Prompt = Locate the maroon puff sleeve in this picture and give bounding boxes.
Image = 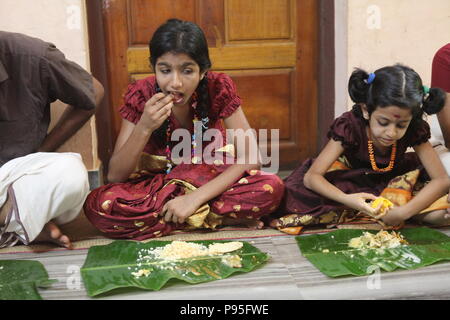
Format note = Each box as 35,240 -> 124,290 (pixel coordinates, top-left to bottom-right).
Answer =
405,119 -> 431,147
208,72 -> 242,119
326,112 -> 360,150
118,77 -> 155,124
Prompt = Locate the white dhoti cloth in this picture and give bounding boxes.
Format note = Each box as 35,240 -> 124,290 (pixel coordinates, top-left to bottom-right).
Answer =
429,115 -> 450,176
0,152 -> 89,248
433,144 -> 450,176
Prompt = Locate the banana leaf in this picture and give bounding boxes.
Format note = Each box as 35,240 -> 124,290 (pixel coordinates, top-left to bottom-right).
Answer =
81,240 -> 269,297
0,260 -> 57,300
296,227 -> 450,277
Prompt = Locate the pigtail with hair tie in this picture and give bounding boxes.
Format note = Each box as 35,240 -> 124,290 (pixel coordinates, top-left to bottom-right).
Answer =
348,68 -> 371,104
422,86 -> 446,115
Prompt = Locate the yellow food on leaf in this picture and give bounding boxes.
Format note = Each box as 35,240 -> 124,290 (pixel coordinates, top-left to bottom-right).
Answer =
130,241 -> 245,280
207,242 -> 243,255
147,241 -> 243,260
348,230 -> 408,249
221,255 -> 242,268
131,269 -> 151,278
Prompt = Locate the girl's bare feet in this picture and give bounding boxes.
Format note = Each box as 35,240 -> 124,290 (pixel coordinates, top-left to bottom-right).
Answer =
33,221 -> 73,249
0,195 -> 12,227
413,209 -> 450,226
223,217 -> 264,229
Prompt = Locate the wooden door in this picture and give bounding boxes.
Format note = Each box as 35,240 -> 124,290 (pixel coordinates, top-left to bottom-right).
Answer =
97,0 -> 318,170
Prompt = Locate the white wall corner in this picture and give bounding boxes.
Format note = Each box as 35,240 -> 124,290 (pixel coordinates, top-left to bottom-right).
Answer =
334,0 -> 349,116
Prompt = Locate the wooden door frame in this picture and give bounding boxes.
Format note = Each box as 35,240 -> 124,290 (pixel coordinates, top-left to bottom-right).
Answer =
86,0 -> 114,177
85,0 -> 335,174
318,0 -> 335,151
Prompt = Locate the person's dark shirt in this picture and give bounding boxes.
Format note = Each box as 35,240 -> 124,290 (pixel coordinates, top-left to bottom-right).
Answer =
0,31 -> 96,166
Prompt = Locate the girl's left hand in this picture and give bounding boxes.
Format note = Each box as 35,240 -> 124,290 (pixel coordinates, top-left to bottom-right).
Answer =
160,193 -> 202,224
380,206 -> 408,226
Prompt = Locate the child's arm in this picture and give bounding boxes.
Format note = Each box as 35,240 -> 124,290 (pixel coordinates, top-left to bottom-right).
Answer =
382,141 -> 450,225
107,93 -> 173,182
304,139 -> 380,215
107,119 -> 151,182
160,107 -> 260,224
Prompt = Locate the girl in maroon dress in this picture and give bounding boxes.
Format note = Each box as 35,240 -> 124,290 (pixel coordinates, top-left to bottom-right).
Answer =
84,19 -> 284,240
272,64 -> 450,233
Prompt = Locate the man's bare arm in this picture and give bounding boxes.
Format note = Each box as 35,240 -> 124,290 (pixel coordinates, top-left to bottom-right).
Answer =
437,92 -> 450,148
38,77 -> 104,152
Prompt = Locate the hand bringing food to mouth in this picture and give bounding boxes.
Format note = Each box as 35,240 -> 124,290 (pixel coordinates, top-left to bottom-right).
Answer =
138,91 -> 174,133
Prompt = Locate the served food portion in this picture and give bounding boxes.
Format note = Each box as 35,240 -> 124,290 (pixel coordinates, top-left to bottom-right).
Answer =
296,227 -> 450,277
81,239 -> 269,296
348,230 -> 409,249
131,241 -> 245,278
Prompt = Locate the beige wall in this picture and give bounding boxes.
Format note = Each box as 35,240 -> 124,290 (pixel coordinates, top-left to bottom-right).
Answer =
0,0 -> 99,171
336,0 -> 450,113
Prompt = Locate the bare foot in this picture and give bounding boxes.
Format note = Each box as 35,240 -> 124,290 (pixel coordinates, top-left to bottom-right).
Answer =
413,209 -> 450,226
0,195 -> 12,227
33,221 -> 73,249
223,217 -> 264,229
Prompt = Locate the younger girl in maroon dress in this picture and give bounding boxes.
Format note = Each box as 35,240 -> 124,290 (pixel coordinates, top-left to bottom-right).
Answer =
84,19 -> 284,240
272,64 -> 450,233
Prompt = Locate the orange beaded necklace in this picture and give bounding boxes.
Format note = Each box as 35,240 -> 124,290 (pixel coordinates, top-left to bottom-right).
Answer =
367,131 -> 397,172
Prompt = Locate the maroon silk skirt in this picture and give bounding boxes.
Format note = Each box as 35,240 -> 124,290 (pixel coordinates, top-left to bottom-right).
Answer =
84,163 -> 284,240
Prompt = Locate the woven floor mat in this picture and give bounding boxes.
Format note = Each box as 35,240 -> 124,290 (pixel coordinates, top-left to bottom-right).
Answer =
4,212 -> 443,255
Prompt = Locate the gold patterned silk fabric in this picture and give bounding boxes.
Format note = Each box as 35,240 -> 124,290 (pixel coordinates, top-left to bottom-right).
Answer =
162,179 -> 223,229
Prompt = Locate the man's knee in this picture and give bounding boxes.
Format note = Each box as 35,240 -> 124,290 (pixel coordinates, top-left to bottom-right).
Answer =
51,153 -> 89,195
49,154 -> 90,224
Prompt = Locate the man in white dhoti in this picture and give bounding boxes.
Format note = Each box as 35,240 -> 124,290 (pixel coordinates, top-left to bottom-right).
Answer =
0,32 -> 104,248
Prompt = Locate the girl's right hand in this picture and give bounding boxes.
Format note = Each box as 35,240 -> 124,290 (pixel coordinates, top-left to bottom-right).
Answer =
138,92 -> 174,133
343,192 -> 382,217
